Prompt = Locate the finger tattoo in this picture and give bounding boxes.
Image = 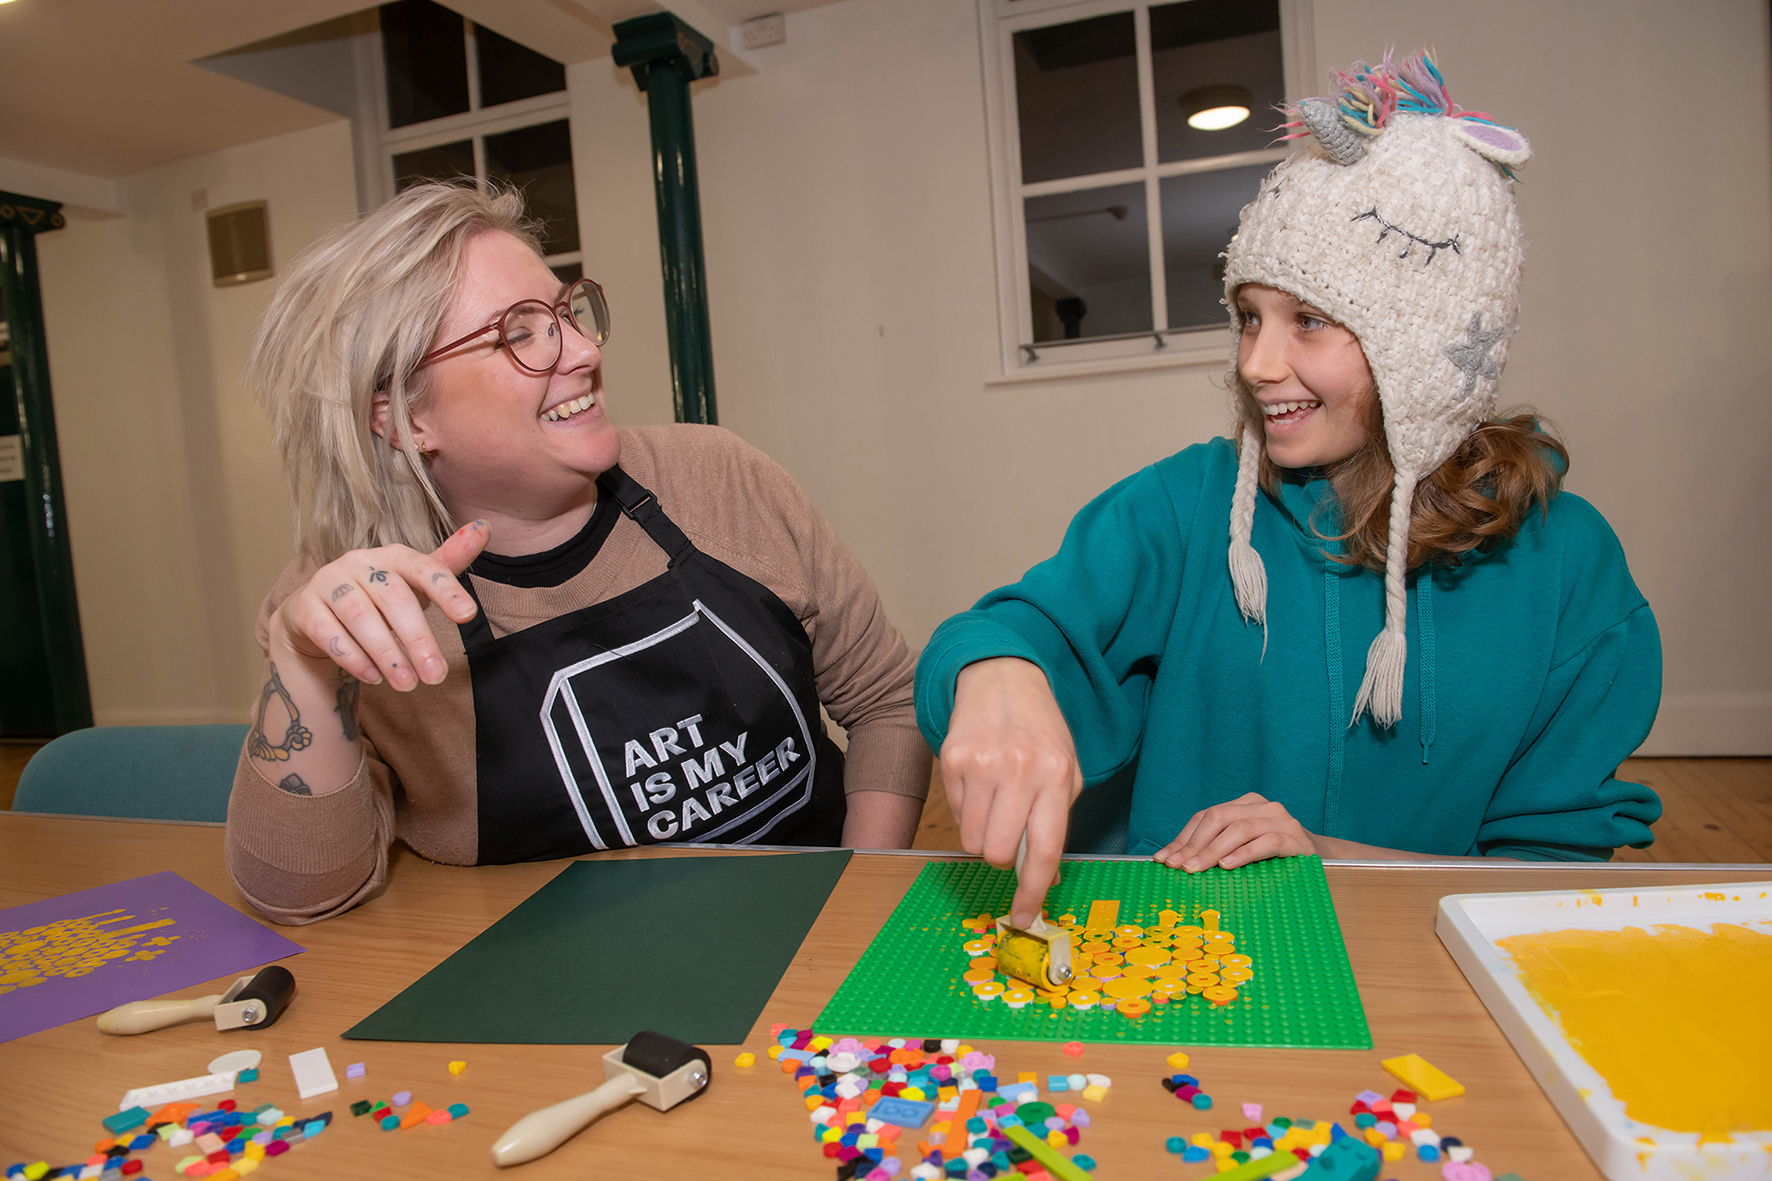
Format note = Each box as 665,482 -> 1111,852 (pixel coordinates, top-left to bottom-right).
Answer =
367,567 -> 389,585
330,584 -> 352,602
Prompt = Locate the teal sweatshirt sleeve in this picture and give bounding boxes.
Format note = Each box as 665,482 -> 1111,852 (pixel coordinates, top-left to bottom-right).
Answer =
1475,496 -> 1664,861
915,459 -> 1199,783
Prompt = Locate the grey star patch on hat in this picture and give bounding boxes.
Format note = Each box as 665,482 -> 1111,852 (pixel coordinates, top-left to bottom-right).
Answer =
1445,313 -> 1507,400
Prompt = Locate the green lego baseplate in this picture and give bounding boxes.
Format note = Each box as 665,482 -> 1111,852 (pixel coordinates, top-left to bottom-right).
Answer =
816,855 -> 1372,1048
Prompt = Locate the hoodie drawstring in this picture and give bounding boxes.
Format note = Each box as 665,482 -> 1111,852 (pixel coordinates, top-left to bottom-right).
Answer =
1417,571 -> 1437,764
1323,555 -> 1345,835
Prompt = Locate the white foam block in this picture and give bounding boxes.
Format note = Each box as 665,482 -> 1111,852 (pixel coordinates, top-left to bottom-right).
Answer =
288,1047 -> 338,1099
119,1072 -> 236,1110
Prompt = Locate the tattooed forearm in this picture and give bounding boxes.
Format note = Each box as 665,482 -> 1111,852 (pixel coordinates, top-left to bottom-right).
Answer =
335,670 -> 361,742
277,774 -> 313,796
247,661 -> 314,763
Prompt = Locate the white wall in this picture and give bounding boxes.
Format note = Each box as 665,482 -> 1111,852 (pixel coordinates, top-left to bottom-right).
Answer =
37,120 -> 358,724
31,0 -> 1772,753
574,0 -> 1772,754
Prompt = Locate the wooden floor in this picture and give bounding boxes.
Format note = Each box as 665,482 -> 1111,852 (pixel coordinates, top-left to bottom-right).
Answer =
914,758 -> 1772,862
3,743 -> 1768,862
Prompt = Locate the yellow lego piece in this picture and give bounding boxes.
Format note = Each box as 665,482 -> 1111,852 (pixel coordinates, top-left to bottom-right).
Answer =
1200,908 -> 1220,932
768,1044 -> 784,1059
1085,900 -> 1121,930
448,1060 -> 466,1075
1382,1141 -> 1406,1162
804,1095 -> 825,1112
1018,1072 -> 1037,1084
1381,1053 -> 1466,1101
1167,1050 -> 1190,1070
1364,1128 -> 1387,1147
1191,1132 -> 1215,1147
845,1111 -> 866,1126
734,1052 -> 755,1067
1082,1083 -> 1108,1102
243,1143 -> 265,1161
1413,1112 -> 1433,1128
234,1161 -> 260,1178
1047,1129 -> 1067,1147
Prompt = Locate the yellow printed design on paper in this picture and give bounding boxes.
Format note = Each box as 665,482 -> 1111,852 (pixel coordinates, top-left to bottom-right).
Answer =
0,911 -> 180,995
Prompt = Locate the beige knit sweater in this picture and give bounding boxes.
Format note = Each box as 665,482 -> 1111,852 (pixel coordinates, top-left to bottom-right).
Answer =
225,425 -> 928,924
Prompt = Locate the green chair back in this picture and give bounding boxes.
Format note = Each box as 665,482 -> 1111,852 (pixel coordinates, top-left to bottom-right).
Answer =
12,725 -> 248,822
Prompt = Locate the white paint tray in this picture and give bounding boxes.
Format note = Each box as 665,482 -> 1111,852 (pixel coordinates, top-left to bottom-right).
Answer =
1436,881 -> 1772,1180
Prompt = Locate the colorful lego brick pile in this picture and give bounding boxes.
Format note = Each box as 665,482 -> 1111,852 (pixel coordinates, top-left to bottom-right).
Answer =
769,1026 -> 1102,1181
6,1097 -> 331,1181
5,1081 -> 468,1181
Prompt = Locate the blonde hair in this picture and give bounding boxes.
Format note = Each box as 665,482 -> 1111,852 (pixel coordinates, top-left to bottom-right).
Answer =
248,181 -> 544,563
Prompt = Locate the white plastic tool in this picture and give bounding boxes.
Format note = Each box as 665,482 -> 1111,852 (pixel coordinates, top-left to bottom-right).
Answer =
119,1072 -> 235,1111
491,1032 -> 710,1167
288,1047 -> 338,1100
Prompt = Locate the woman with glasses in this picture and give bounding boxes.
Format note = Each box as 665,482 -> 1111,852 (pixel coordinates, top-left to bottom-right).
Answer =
226,182 -> 929,924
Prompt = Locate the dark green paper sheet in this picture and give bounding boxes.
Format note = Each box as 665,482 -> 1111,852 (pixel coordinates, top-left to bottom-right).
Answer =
343,850 -> 852,1044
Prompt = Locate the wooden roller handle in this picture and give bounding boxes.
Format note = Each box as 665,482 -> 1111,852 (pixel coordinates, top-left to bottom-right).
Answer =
490,1073 -> 646,1167
96,994 -> 222,1035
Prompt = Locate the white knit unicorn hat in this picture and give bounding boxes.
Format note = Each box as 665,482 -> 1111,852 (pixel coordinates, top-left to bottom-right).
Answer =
1222,51 -> 1531,728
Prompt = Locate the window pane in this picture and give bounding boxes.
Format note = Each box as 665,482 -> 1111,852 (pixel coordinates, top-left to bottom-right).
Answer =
1161,162 -> 1268,329
484,120 -> 579,255
1151,0 -> 1284,164
1025,182 -> 1150,343
381,0 -> 470,129
476,24 -> 566,107
1014,13 -> 1142,185
392,140 -> 475,192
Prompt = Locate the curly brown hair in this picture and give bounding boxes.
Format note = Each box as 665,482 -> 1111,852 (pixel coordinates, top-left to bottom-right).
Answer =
1231,373 -> 1569,573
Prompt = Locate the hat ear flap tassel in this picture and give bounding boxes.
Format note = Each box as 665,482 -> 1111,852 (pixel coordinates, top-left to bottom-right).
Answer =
1351,472 -> 1416,728
1228,427 -> 1269,654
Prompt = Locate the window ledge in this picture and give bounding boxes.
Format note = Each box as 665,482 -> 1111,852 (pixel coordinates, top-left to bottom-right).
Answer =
985,326 -> 1230,386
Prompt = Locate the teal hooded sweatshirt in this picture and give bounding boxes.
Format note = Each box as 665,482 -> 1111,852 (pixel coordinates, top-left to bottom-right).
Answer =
916,437 -> 1662,861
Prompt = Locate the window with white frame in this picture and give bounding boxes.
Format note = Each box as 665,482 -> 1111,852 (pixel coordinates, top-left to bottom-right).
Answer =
361,0 -> 582,282
978,0 -> 1311,376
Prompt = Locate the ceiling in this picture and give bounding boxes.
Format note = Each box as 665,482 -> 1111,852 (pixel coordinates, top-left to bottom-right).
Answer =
0,0 -> 839,180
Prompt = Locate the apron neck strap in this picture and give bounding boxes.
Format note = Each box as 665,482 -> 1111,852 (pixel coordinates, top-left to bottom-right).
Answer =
596,465 -> 695,565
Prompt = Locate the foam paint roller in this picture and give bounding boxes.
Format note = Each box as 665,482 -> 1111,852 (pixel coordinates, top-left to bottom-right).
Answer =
491,1030 -> 711,1167
993,833 -> 1073,988
96,965 -> 297,1035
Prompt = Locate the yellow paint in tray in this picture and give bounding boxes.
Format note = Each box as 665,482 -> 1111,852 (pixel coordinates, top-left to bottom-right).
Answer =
1497,922 -> 1772,1142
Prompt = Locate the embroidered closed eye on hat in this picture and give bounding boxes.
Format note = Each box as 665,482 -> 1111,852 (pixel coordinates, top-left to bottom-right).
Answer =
1221,50 -> 1532,728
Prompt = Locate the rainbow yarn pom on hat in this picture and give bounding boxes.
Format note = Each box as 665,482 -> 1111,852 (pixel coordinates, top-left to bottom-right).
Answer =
1222,50 -> 1531,727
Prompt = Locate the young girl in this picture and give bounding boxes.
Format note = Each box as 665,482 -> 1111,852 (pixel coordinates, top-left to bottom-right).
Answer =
916,52 -> 1662,927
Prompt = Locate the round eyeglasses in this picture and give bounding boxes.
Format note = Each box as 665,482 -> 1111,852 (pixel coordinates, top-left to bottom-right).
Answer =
415,277 -> 610,376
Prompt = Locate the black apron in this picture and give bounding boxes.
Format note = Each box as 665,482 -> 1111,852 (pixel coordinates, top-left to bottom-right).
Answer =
458,466 -> 846,863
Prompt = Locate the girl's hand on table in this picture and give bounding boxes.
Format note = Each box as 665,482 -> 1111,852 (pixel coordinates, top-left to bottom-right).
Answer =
1154,792 -> 1316,872
940,657 -> 1082,927
268,520 -> 490,690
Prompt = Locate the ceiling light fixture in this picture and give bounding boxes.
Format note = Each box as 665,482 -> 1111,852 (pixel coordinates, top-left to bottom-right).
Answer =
1181,85 -> 1253,131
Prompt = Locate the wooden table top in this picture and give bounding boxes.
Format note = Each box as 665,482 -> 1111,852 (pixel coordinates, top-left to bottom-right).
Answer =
2,812 -> 1767,1180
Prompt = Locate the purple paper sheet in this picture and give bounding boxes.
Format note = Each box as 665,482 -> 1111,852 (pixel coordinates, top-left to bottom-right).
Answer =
0,871 -> 304,1043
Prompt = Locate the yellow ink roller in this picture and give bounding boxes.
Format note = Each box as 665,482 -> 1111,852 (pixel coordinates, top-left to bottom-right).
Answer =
993,834 -> 1073,989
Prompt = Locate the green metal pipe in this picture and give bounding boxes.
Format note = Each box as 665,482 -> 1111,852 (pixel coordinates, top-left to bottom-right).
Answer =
612,13 -> 719,426
0,192 -> 93,734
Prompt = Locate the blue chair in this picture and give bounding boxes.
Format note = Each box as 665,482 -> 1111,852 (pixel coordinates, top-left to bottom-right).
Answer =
12,725 -> 249,822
